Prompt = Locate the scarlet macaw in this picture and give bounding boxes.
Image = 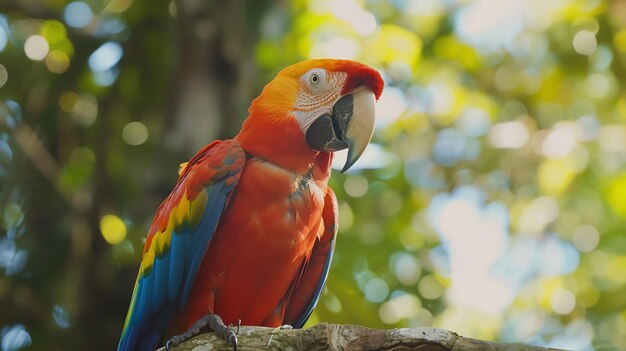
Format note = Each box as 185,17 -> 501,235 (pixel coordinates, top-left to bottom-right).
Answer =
117,59 -> 384,351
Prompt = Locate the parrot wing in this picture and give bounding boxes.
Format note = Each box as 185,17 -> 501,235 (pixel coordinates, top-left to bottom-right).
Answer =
118,139 -> 246,351
284,187 -> 338,328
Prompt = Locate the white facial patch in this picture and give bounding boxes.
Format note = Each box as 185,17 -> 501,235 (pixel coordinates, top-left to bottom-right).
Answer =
292,69 -> 348,132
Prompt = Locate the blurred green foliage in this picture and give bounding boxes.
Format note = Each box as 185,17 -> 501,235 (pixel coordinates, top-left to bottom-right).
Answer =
1,0 -> 626,350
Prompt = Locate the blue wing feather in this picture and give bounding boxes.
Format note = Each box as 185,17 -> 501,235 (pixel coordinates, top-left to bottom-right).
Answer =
138,272 -> 152,321
167,233 -> 184,302
152,251 -> 169,311
181,180 -> 228,308
118,141 -> 245,351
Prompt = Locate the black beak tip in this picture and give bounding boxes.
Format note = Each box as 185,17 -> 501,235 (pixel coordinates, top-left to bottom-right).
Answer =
340,146 -> 358,173
340,160 -> 354,174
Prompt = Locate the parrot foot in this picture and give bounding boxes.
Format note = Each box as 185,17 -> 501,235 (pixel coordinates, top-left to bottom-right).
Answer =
165,314 -> 238,351
279,324 -> 293,330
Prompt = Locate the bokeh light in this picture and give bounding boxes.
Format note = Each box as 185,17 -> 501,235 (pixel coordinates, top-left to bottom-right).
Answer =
379,294 -> 421,324
488,121 -> 529,149
122,122 -> 149,145
572,225 -> 599,253
88,42 -> 123,72
70,94 -> 98,126
330,0 -> 377,36
343,175 -> 368,198
52,305 -> 71,329
0,16 -> 8,52
550,288 -> 576,315
45,50 -> 70,73
99,215 -> 127,245
63,2 -> 94,29
23,35 -> 49,61
376,87 -> 407,127
418,275 -> 444,300
392,253 -> 421,285
0,64 -> 7,88
573,30 -> 597,56
364,278 -> 390,303
1,325 -> 31,351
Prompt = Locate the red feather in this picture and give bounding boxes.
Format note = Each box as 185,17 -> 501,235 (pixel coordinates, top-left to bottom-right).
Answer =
340,61 -> 384,100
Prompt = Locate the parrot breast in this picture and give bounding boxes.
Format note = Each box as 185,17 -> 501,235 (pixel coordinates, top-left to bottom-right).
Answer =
172,152 -> 333,331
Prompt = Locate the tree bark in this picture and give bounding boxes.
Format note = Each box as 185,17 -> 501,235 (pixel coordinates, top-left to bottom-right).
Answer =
159,323 -> 565,351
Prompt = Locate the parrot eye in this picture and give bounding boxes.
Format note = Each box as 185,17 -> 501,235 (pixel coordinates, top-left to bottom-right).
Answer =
309,73 -> 320,85
303,69 -> 327,91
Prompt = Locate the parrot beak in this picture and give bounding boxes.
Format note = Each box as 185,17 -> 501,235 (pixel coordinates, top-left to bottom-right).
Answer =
305,86 -> 376,173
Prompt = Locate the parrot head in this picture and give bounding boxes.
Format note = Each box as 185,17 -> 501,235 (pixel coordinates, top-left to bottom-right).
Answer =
238,59 -> 384,173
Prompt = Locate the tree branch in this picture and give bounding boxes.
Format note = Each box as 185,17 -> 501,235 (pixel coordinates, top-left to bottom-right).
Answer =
160,323 -> 565,351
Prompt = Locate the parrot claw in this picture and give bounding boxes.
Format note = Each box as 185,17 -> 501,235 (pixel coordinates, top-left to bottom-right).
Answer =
164,339 -> 174,351
165,314 -> 238,351
279,324 -> 293,330
235,319 -> 241,334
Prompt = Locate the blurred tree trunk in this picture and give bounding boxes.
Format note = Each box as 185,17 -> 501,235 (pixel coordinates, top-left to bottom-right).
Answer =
165,0 -> 272,153
159,323 -> 565,351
